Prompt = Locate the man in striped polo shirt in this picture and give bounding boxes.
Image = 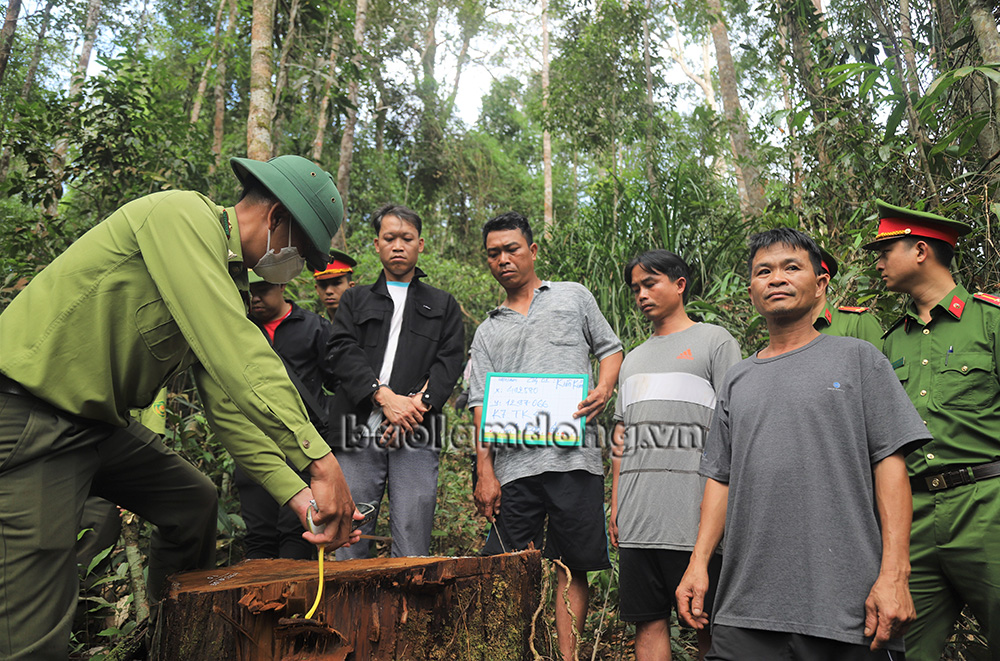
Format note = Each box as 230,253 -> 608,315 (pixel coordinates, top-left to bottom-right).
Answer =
611,249 -> 742,660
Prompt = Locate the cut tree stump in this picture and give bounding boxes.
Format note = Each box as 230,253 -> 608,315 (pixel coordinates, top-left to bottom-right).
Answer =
153,551 -> 541,661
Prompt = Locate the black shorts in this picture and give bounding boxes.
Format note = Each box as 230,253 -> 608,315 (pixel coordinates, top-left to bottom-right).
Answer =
618,547 -> 722,623
480,470 -> 610,572
706,625 -> 906,661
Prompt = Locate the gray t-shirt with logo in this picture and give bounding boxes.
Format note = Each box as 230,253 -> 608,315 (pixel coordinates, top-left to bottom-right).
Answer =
700,333 -> 930,650
613,323 -> 741,549
468,281 -> 623,485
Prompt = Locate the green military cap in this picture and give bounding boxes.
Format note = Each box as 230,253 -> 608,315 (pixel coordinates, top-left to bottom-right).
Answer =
862,199 -> 972,250
817,246 -> 838,279
230,155 -> 344,271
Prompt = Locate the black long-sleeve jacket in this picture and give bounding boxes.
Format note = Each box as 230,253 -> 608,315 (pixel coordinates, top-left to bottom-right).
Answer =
251,301 -> 334,434
325,268 -> 464,448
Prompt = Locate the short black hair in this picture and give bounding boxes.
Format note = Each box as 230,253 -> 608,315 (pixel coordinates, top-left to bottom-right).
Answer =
624,250 -> 691,303
898,236 -> 955,268
482,211 -> 533,249
239,177 -> 279,206
372,204 -> 422,235
747,228 -> 824,277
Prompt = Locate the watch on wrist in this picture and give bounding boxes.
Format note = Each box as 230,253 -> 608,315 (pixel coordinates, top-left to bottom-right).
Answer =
373,382 -> 391,403
421,391 -> 432,407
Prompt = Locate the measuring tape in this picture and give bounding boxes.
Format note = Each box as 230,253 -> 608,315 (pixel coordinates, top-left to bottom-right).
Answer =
302,501 -> 378,620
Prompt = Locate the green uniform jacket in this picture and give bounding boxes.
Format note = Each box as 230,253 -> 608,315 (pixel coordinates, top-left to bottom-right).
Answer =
881,285 -> 1000,477
0,190 -> 328,504
814,303 -> 883,346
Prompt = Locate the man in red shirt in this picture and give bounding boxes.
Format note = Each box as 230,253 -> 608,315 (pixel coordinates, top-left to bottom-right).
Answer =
239,272 -> 336,558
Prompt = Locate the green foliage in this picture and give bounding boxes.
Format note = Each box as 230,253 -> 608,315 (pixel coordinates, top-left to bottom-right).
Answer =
548,0 -> 650,161
539,163 -> 757,356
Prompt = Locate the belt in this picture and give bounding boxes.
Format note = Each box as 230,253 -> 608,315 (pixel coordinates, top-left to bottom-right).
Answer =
911,460 -> 1000,493
0,374 -> 32,397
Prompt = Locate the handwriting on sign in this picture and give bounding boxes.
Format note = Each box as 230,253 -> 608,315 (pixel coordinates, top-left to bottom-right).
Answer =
481,373 -> 588,446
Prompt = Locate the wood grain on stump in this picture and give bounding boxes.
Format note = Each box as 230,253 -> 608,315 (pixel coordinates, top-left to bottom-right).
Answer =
153,551 -> 541,661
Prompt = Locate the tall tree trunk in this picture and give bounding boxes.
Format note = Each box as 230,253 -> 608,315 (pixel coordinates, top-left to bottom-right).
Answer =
968,0 -> 1000,183
571,148 -> 579,212
0,0 -> 52,180
311,24 -> 343,162
970,1 -> 1000,92
48,0 -> 101,215
445,2 -> 481,119
705,0 -> 765,217
0,0 -> 22,90
869,0 -> 939,200
898,0 -> 921,97
190,0 -> 227,126
784,3 -> 831,172
642,0 -> 656,196
334,0 -> 369,251
248,0 -> 276,161
777,24 -> 803,206
662,16 -> 730,179
541,0 -> 553,237
374,65 -> 387,155
211,0 -> 238,172
444,32 -> 471,117
69,0 -> 101,98
270,0 -> 301,155
19,0 -> 52,99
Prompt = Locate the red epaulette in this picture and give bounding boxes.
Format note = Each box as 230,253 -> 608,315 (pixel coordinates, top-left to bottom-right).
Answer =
838,306 -> 870,314
973,292 -> 1000,308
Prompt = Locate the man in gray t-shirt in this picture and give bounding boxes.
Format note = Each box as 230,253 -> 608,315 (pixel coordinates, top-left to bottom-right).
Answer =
677,228 -> 930,661
468,212 -> 623,661
612,250 -> 741,661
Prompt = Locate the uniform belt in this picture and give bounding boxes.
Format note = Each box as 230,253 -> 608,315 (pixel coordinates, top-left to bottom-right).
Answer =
911,460 -> 1000,493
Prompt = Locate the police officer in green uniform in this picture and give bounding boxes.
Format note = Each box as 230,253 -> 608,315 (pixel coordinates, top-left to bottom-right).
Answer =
812,246 -> 883,345
0,155 -> 363,660
866,199 -> 1000,661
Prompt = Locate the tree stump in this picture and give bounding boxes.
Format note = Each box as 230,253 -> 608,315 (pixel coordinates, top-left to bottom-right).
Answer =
153,551 -> 541,661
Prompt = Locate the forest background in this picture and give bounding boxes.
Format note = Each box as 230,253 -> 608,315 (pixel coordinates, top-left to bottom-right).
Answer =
0,0 -> 998,658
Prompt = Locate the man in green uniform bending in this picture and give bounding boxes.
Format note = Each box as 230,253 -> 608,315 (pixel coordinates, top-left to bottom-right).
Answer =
866,199 -> 1000,660
812,245 -> 883,345
0,155 -> 362,660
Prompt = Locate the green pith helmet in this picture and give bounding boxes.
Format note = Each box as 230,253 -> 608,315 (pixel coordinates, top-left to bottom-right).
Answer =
230,155 -> 344,271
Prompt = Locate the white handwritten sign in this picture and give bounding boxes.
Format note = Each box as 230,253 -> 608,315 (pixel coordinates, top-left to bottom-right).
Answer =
480,373 -> 588,446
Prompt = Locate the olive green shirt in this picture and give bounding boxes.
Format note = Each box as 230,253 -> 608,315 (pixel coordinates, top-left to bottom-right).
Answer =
881,284 -> 1000,477
0,190 -> 329,504
814,303 -> 883,347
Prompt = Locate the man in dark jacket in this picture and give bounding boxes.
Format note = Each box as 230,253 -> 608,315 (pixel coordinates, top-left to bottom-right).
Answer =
237,271 -> 336,559
328,204 -> 464,558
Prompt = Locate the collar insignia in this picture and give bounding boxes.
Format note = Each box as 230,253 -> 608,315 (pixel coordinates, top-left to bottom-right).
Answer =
948,295 -> 965,319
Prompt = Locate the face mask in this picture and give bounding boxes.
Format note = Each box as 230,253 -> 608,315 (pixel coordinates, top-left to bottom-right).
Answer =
253,226 -> 306,284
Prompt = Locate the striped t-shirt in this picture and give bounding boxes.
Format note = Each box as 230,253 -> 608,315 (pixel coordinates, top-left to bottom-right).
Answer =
613,323 -> 741,549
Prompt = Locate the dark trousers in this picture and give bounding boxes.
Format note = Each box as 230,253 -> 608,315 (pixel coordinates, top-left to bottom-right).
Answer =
0,391 -> 218,660
233,464 -> 314,560
707,625 -> 905,661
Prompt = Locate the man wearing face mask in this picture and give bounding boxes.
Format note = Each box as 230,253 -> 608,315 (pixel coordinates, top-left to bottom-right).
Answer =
0,155 -> 362,660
